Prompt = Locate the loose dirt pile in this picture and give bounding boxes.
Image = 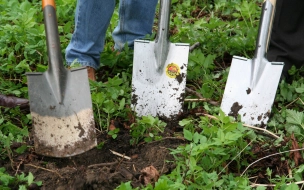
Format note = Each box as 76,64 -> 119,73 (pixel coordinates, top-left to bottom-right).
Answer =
2,126 -> 185,190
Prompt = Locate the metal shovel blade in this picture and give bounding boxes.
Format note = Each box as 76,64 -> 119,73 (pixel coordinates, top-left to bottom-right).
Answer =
131,0 -> 189,119
27,68 -> 96,157
221,56 -> 283,126
26,0 -> 96,157
131,40 -> 189,118
221,0 -> 283,126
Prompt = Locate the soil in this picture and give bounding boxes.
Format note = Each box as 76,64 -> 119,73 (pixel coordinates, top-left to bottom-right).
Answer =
1,108 -> 300,190
228,101 -> 243,119
1,124 -> 185,190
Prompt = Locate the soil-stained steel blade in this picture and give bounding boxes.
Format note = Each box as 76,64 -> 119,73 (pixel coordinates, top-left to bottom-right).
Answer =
131,40 -> 189,119
26,0 -> 96,157
27,67 -> 97,157
221,56 -> 283,126
221,0 -> 283,126
131,0 -> 189,119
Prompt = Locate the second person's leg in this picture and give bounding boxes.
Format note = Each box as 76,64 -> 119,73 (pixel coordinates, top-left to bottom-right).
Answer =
112,0 -> 158,50
267,0 -> 304,80
66,0 -> 116,71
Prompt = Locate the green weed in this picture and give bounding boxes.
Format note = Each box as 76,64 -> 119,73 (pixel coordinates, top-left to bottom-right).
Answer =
91,73 -> 131,131
130,115 -> 167,145
2,0 -> 304,189
0,168 -> 42,190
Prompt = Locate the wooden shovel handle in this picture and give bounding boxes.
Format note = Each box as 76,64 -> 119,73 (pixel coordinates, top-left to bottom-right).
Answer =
42,0 -> 56,9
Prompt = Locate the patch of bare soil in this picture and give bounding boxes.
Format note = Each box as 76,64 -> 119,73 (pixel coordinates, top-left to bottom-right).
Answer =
3,125 -> 185,190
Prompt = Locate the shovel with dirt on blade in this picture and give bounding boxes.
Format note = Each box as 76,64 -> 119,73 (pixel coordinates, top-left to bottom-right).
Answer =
26,0 -> 97,157
131,0 -> 189,120
221,0 -> 284,126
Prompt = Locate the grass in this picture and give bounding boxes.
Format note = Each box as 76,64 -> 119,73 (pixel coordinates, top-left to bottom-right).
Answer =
1,0 -> 304,189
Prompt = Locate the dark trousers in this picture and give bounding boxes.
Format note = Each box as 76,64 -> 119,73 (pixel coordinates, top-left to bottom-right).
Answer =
267,0 -> 304,77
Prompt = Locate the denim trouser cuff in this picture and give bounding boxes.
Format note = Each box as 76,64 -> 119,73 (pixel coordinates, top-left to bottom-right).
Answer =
65,0 -> 158,69
67,61 -> 98,70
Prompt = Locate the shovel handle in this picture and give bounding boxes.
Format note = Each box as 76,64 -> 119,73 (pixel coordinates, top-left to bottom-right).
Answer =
42,0 -> 55,9
42,0 -> 65,71
42,0 -> 66,103
250,0 -> 277,89
42,0 -> 65,72
254,0 -> 276,59
154,0 -> 171,71
155,0 -> 171,43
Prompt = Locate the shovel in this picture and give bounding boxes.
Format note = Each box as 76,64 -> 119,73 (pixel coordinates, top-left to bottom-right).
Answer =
26,0 -> 96,157
221,0 -> 284,126
131,0 -> 189,119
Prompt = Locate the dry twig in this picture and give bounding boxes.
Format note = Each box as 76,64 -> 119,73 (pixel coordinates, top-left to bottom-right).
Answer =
242,124 -> 280,139
250,180 -> 304,187
241,148 -> 304,176
219,141 -> 253,175
110,149 -> 131,160
189,42 -> 200,52
88,161 -> 118,168
185,87 -> 219,106
25,163 -> 63,178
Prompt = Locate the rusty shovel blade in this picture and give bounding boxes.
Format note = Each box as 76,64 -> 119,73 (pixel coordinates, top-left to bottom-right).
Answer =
26,0 -> 96,157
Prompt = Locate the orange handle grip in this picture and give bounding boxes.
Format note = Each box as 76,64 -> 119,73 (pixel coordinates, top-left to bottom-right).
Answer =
42,0 -> 56,9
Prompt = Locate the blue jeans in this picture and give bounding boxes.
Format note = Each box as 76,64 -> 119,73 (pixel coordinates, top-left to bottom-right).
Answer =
65,0 -> 158,70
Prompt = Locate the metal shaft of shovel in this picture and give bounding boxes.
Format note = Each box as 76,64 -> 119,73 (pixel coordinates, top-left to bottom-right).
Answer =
43,0 -> 66,103
26,0 -> 96,157
154,0 -> 171,72
221,0 -> 284,126
251,0 -> 277,89
131,0 -> 189,119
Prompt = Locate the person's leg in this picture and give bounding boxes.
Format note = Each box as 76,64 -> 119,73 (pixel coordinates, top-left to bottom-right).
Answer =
112,0 -> 158,50
267,0 -> 304,80
65,0 -> 115,72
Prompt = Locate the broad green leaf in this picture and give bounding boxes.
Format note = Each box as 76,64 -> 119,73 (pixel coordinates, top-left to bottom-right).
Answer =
286,109 -> 304,127
294,173 -> 302,182
178,118 -> 192,126
107,76 -> 123,86
118,98 -> 125,110
0,170 -> 14,186
295,83 -> 304,93
189,157 -> 197,171
193,132 -> 201,144
154,178 -> 169,190
102,100 -> 116,114
141,115 -> 155,125
286,125 -> 302,135
36,181 -> 43,186
15,145 -> 28,154
92,92 -> 105,105
183,128 -> 192,141
217,129 -> 225,142
225,131 -> 243,141
212,147 -> 226,155
27,172 -> 34,185
295,164 -> 304,174
223,122 -> 238,132
18,185 -> 27,190
284,183 -> 299,190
